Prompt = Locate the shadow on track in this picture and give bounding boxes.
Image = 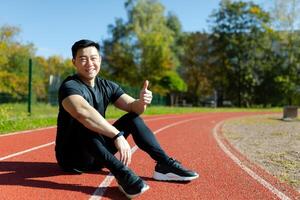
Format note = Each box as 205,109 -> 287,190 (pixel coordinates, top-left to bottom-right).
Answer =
0,161 -> 191,199
0,161 -> 109,195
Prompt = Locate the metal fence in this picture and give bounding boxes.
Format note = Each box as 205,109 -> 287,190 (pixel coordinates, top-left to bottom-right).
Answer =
0,80 -> 167,106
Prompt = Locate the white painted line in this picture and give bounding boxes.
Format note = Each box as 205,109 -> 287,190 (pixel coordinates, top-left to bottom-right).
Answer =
0,116 -> 183,162
89,117 -> 203,200
212,121 -> 291,200
0,115 -> 183,138
0,126 -> 56,137
89,174 -> 115,199
142,115 -> 192,122
0,114 -> 203,199
0,142 -> 55,161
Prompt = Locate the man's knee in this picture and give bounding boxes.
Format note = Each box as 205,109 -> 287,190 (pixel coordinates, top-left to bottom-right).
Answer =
123,112 -> 139,120
118,112 -> 143,124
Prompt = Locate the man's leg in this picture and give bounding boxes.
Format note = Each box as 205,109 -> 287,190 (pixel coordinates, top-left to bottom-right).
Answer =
112,112 -> 170,163
80,131 -> 149,198
112,112 -> 199,181
56,123 -> 149,197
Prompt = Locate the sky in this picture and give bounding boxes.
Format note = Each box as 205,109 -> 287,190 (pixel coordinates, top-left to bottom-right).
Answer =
0,0 -> 269,59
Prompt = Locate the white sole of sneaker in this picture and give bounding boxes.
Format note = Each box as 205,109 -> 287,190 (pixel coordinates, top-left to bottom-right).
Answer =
153,171 -> 199,181
118,184 -> 150,199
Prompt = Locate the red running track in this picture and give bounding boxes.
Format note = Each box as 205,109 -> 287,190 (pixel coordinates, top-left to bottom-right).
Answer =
0,112 -> 299,200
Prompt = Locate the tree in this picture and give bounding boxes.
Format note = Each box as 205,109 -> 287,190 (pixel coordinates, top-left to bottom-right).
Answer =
103,0 -> 186,97
180,32 -> 213,105
127,0 -> 177,88
270,0 -> 300,105
209,1 -> 272,107
0,24 -> 75,103
0,25 -> 35,102
159,70 -> 187,105
102,18 -> 138,85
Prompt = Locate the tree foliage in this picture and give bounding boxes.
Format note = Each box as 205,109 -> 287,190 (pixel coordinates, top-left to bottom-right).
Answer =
2,0 -> 300,107
0,25 -> 74,103
270,0 -> 300,105
209,1 -> 273,107
180,32 -> 213,105
102,0 -> 185,96
0,25 -> 34,101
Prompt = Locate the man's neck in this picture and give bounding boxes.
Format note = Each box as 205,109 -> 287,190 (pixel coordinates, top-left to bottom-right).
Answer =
77,74 -> 95,87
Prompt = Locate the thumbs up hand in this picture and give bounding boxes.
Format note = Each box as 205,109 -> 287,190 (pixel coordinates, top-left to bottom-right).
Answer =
140,80 -> 152,105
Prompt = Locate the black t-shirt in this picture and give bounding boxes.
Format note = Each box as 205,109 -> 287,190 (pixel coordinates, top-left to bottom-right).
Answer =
55,74 -> 124,155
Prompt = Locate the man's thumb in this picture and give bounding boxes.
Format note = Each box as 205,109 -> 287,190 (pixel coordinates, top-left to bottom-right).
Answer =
143,80 -> 149,90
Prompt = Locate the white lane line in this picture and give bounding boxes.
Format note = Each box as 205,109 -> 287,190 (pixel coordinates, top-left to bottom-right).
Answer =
0,142 -> 55,161
142,115 -> 194,122
0,115 -> 203,198
0,126 -> 56,137
0,115 -> 185,138
0,115 -> 189,161
89,117 -> 203,200
212,120 -> 291,200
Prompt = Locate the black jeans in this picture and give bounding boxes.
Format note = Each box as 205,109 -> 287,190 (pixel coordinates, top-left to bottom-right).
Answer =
57,113 -> 169,175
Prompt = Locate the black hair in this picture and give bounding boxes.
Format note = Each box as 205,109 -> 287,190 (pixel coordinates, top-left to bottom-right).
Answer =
71,39 -> 100,59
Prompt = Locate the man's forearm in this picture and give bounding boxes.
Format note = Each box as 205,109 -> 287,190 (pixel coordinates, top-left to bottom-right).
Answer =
74,104 -> 119,138
130,99 -> 147,115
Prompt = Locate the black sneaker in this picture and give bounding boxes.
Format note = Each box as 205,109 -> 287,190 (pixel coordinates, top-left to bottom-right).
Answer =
115,167 -> 149,199
153,158 -> 199,181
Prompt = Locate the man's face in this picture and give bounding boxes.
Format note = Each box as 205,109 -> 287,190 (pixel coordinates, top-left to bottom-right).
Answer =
72,46 -> 101,81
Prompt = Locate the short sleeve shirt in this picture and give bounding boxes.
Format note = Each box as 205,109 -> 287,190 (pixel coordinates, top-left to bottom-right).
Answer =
55,74 -> 124,154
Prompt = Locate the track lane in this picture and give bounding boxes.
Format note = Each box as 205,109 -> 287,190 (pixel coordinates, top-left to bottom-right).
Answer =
0,145 -> 107,200
0,127 -> 56,158
0,113 -> 298,199
0,114 -> 201,199
0,114 -> 186,160
100,113 -> 283,200
98,113 -> 298,200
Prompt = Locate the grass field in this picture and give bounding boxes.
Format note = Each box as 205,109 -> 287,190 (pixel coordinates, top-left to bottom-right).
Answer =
0,103 -> 281,134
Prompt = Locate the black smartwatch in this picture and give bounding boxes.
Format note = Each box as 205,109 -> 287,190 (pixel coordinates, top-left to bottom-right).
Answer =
112,131 -> 124,141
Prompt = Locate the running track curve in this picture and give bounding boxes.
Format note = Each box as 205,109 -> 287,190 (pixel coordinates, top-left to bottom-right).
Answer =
0,112 -> 299,200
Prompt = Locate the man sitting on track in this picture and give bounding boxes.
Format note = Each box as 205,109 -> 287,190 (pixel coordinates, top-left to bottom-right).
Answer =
55,39 -> 199,199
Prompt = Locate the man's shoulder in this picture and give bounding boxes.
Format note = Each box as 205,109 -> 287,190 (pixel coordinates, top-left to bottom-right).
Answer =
58,75 -> 87,96
95,76 -> 111,83
61,75 -> 83,88
95,77 -> 119,88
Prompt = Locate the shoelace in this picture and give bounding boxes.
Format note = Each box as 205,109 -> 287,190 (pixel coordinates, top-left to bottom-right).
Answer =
169,158 -> 184,168
156,158 -> 182,167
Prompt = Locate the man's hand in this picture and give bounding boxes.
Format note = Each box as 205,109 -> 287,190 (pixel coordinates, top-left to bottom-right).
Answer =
114,136 -> 132,166
113,80 -> 153,115
139,80 -> 152,105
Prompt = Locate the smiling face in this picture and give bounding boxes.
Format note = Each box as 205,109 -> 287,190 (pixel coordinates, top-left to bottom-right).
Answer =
72,46 -> 101,86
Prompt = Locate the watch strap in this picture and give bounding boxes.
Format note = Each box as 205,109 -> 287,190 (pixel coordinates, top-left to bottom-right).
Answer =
112,131 -> 124,141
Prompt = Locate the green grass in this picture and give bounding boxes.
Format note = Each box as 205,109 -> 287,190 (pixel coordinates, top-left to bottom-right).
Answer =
0,103 -> 281,135
143,106 -> 281,115
0,103 -> 58,134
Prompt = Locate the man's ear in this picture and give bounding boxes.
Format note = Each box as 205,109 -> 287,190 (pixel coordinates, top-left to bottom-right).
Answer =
72,58 -> 75,65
